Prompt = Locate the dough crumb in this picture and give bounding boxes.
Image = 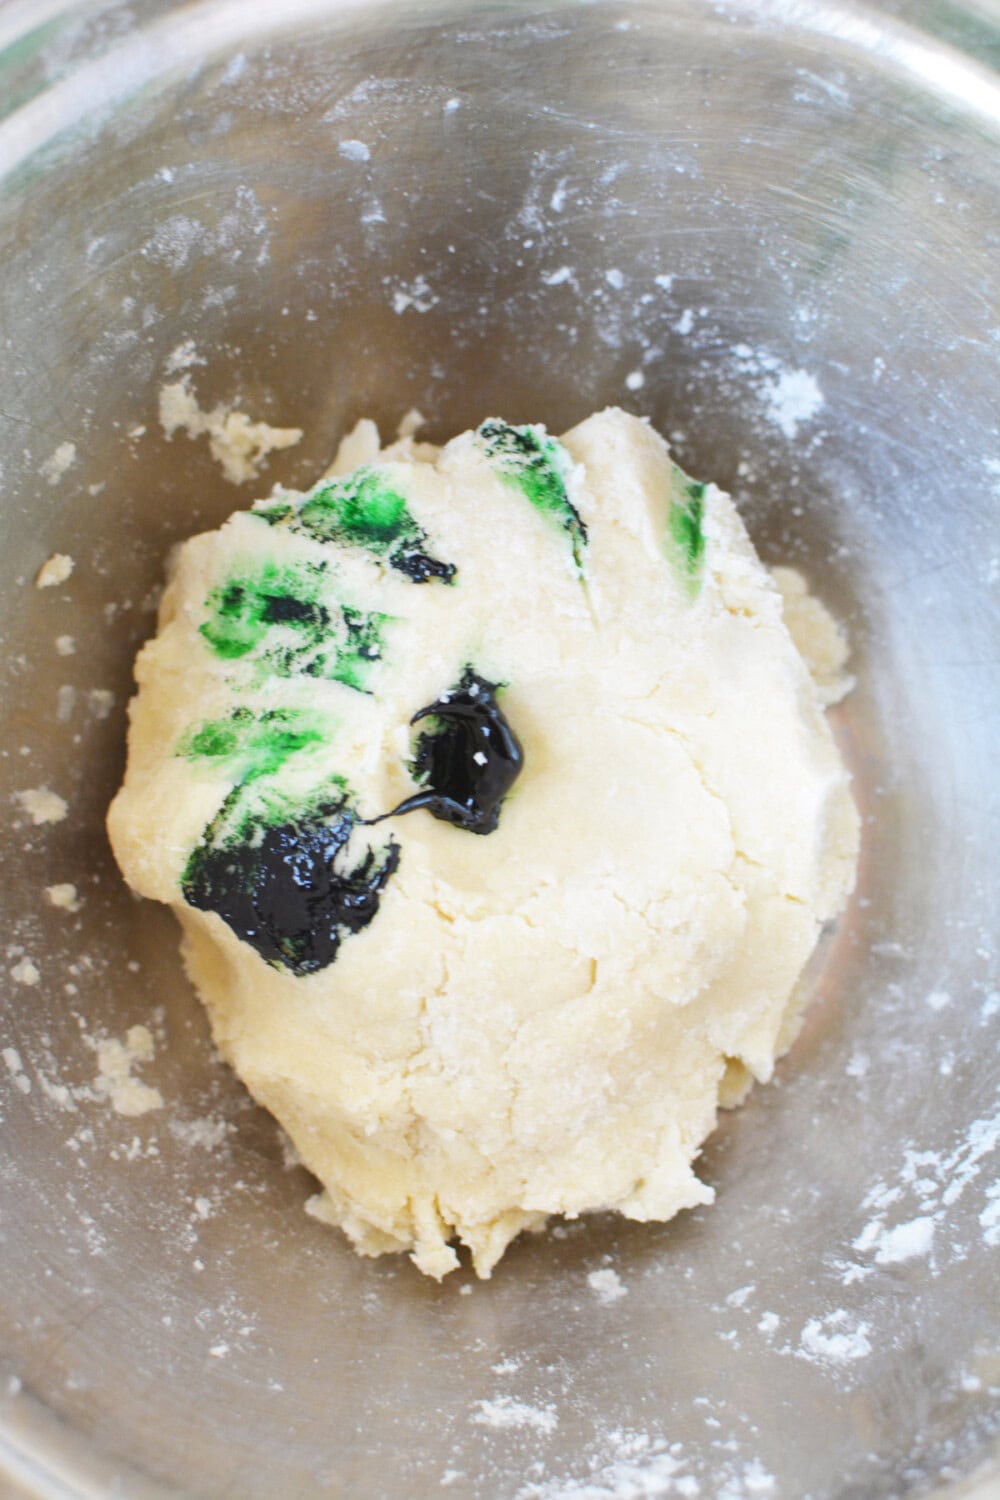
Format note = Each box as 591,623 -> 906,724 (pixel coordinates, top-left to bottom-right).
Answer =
15,787 -> 68,825
39,442 -> 76,486
91,1025 -> 163,1117
10,958 -> 40,987
396,407 -> 426,439
772,566 -> 854,706
55,634 -> 76,656
87,689 -> 115,721
35,553 -> 74,589
45,882 -> 82,913
159,375 -> 302,485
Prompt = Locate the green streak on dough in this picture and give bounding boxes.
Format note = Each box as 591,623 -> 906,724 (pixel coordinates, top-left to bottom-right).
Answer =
200,560 -> 326,661
179,705 -> 328,788
667,467 -> 707,596
254,467 -> 455,584
477,420 -> 588,574
199,559 -> 389,692
298,471 -> 412,553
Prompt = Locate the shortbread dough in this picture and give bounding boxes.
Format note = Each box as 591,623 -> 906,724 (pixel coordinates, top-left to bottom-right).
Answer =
108,408 -> 859,1278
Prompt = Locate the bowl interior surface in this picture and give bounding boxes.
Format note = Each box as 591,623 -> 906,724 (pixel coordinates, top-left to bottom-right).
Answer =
0,1 -> 998,1496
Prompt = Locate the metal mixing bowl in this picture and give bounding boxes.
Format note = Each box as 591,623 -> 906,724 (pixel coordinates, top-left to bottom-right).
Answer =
1,0 -> 998,1495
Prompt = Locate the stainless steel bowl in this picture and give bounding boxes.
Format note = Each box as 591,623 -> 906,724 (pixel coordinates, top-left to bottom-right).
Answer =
1,1 -> 998,1495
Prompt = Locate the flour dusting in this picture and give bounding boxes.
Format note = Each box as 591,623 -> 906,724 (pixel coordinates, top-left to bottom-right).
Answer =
587,1267 -> 628,1304
472,1396 -> 559,1435
798,1310 -> 872,1365
39,442 -> 76,486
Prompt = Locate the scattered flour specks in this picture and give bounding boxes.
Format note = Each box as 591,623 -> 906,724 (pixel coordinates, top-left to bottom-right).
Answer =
55,634 -> 76,656
35,553 -> 74,589
925,989 -> 951,1011
798,1310 -> 872,1365
472,1396 -> 559,1435
587,1267 -> 627,1304
169,1115 -> 232,1151
163,339 -> 205,375
15,787 -> 68,825
730,346 -> 824,439
856,1214 -> 936,1266
980,1182 -> 1000,1247
39,442 -> 76,486
541,266 -> 575,288
338,138 -> 370,161
390,275 -> 437,315
849,1099 -> 1000,1272
10,958 -> 40,987
624,370 -> 645,392
3,1047 -> 31,1094
761,368 -> 823,440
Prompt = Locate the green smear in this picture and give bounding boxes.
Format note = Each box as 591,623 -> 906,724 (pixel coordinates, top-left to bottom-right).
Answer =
477,420 -> 588,574
255,467 -> 455,585
199,559 -> 389,692
179,705 -> 329,788
667,466 -> 707,596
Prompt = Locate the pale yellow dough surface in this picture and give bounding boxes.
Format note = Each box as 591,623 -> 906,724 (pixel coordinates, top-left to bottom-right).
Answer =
109,408 -> 859,1278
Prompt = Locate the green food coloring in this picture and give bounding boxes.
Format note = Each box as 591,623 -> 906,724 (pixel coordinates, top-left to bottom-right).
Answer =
477,420 -> 588,574
199,559 -> 389,692
255,467 -> 455,584
667,467 -> 707,595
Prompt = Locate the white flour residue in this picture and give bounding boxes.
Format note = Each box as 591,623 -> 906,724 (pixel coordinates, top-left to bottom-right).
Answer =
587,1267 -> 627,1304
55,634 -> 76,656
849,1097 -> 1000,1273
3,1047 -> 32,1095
39,442 -> 76,486
472,1396 -> 559,1435
516,1426 -> 777,1500
159,376 -> 302,485
169,1114 -> 232,1151
798,1310 -> 872,1365
35,553 -> 74,589
14,787 -> 68,825
338,138 -> 370,162
163,339 -> 205,375
90,1026 -> 163,1117
980,1182 -> 1000,1246
541,266 -> 576,288
855,1214 -> 936,1266
729,346 -> 824,440
10,958 -> 40,988
143,188 -> 271,272
389,275 -> 437,315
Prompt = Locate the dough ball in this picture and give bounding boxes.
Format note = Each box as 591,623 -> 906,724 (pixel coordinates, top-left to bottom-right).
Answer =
108,408 -> 859,1278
